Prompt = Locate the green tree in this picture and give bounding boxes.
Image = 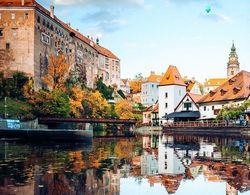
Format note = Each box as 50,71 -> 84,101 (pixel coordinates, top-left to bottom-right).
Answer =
32,89 -> 70,117
95,77 -> 114,100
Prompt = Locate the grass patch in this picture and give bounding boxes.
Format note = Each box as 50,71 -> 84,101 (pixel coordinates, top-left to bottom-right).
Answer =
0,98 -> 34,121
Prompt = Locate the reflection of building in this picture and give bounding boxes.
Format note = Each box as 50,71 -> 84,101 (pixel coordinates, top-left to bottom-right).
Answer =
141,152 -> 158,176
158,135 -> 186,175
199,142 -> 221,159
226,183 -> 238,195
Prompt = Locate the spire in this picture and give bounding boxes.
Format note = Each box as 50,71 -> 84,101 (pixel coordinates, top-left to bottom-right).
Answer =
231,40 -> 236,52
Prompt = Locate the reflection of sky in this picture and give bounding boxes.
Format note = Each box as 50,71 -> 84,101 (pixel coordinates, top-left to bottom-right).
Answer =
121,175 -> 248,195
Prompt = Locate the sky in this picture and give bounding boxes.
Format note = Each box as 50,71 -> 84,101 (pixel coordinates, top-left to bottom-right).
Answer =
38,0 -> 250,82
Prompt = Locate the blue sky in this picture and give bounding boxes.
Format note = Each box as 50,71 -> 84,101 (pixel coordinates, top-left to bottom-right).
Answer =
38,0 -> 250,82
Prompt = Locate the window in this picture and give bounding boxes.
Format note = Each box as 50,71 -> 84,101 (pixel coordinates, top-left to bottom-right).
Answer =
212,106 -> 214,110
0,13 -> 2,20
41,33 -> 50,45
11,13 -> 15,20
231,71 -> 234,75
6,43 -> 10,50
12,29 -> 17,37
165,103 -> 168,108
204,106 -> 206,111
37,16 -> 40,23
179,90 -> 181,96
152,84 -> 154,88
0,29 -> 3,37
24,13 -> 28,19
184,103 -> 192,111
165,93 -> 168,98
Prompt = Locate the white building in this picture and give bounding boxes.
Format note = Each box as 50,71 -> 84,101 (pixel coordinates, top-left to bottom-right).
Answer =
166,93 -> 202,122
158,65 -> 186,123
198,70 -> 250,120
141,72 -> 162,106
120,79 -> 130,96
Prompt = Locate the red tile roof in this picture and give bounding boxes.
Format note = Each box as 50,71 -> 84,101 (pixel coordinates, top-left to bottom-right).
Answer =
159,65 -> 186,86
144,74 -> 163,83
198,70 -> 250,103
0,0 -> 119,60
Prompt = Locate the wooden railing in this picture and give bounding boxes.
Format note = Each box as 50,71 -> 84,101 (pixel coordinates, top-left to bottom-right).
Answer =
164,120 -> 249,128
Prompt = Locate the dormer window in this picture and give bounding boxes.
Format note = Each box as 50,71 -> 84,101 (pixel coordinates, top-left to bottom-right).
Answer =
229,78 -> 236,85
233,87 -> 241,94
220,88 -> 227,95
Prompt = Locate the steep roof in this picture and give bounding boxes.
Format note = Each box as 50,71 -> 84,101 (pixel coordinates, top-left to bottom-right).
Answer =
145,74 -> 163,83
159,65 -> 186,86
188,93 -> 203,103
0,0 -> 119,60
204,78 -> 228,87
198,70 -> 250,103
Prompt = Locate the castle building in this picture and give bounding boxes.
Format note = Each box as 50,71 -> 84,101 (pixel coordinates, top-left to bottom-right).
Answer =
0,0 -> 120,90
227,41 -> 240,78
158,65 -> 186,123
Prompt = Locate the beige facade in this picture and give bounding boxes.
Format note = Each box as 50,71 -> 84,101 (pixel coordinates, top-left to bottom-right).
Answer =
0,0 -> 120,90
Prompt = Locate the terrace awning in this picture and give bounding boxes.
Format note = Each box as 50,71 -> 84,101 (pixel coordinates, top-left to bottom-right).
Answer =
166,111 -> 200,119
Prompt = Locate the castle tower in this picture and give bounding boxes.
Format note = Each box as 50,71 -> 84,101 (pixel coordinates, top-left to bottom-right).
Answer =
158,65 -> 186,123
227,41 -> 240,78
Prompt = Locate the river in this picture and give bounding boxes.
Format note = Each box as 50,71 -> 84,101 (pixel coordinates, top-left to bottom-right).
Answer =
0,133 -> 250,195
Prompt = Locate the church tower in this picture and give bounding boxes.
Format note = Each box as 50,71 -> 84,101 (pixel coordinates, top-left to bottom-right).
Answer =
227,41 -> 240,78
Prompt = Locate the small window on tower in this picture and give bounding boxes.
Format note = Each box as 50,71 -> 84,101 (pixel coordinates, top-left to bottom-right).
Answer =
11,13 -> 15,20
0,29 -> 3,37
165,103 -> 168,108
231,71 -> 234,75
0,13 -> 2,20
6,43 -> 10,50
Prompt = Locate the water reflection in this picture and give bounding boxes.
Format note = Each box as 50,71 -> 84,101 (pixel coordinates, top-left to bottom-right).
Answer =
0,134 -> 250,195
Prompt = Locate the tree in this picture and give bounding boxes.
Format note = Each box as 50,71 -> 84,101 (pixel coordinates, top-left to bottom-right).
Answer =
69,86 -> 84,117
82,90 -> 111,118
32,89 -> 70,117
43,54 -> 70,90
0,71 -> 29,99
115,99 -> 133,119
217,103 -> 245,120
95,77 -> 114,100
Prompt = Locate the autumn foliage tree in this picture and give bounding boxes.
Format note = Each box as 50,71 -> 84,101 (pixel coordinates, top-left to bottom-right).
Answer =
115,99 -> 133,119
43,54 -> 70,90
69,86 -> 85,117
82,90 -> 111,118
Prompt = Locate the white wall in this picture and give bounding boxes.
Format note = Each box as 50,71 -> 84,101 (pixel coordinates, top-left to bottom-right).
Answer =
199,100 -> 245,120
159,85 -> 186,121
141,82 -> 159,106
175,95 -> 199,112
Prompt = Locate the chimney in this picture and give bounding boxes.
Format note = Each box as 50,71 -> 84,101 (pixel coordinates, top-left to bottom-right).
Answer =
67,22 -> 71,27
50,5 -> 55,19
21,0 -> 25,6
96,37 -> 99,45
150,71 -> 155,75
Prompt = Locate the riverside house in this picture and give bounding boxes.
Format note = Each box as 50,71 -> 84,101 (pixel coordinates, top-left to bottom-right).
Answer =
198,70 -> 250,120
141,72 -> 163,106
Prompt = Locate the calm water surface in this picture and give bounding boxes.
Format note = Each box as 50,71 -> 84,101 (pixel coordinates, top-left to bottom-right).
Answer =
0,134 -> 250,195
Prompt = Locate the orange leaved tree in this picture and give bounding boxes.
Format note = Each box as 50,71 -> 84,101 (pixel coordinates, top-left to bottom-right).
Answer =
43,54 -> 70,90
115,99 -> 133,119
